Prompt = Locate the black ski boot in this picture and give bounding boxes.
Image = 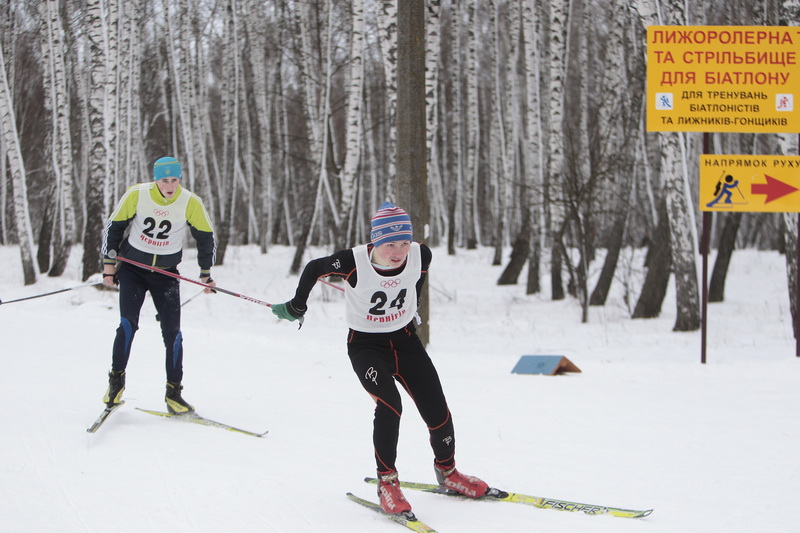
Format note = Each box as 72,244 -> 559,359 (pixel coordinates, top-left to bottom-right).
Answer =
103,370 -> 126,407
165,382 -> 195,414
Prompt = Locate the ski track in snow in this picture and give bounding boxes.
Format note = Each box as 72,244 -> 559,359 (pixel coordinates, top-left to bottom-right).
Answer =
1,244 -> 799,532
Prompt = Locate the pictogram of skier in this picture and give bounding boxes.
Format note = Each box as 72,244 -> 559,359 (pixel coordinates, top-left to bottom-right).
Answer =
706,173 -> 744,208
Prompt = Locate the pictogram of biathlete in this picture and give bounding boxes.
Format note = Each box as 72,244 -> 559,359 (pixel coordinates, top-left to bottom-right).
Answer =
706,173 -> 745,208
706,171 -> 799,208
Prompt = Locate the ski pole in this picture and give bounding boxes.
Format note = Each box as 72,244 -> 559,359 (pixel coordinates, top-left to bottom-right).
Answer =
111,253 -> 274,308
156,288 -> 205,321
318,277 -> 345,292
0,281 -> 102,305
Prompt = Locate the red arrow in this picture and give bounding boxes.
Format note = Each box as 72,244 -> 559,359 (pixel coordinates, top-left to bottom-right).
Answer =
751,175 -> 798,204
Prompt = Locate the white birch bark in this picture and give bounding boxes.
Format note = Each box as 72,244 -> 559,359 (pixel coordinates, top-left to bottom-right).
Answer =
244,0 -> 275,250
0,42 -> 37,284
106,0 -> 119,197
40,0 -> 76,275
340,0 -> 365,246
163,0 -> 195,190
548,0 -> 569,299
81,0 -> 111,280
450,1 -> 465,249
632,0 -> 700,331
297,1 -> 324,152
522,0 -> 545,292
464,0 -> 480,247
377,0 -> 398,198
425,0 -> 445,241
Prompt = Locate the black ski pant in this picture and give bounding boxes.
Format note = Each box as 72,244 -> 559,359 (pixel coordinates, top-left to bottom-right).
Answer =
347,325 -> 456,475
111,263 -> 184,383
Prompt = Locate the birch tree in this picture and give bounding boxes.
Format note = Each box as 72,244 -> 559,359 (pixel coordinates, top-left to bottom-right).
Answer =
244,0 -> 276,251
548,0 -> 569,300
338,0 -> 365,248
463,0 -> 480,248
425,0 -> 444,243
38,0 -> 76,277
633,0 -> 701,331
81,0 -> 114,281
0,42 -> 37,284
589,0 -> 638,306
377,0 -> 398,199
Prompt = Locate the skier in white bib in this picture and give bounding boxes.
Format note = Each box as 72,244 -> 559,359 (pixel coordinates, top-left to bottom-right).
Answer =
272,202 -> 491,515
100,156 -> 216,414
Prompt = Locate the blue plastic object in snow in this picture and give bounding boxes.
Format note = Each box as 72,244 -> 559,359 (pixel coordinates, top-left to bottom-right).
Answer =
511,355 -> 581,376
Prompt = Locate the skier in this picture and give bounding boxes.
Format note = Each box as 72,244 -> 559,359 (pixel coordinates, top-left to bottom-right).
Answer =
271,202 -> 490,515
706,174 -> 740,207
100,156 -> 216,414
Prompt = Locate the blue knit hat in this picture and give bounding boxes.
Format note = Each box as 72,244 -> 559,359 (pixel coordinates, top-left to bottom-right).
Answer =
153,157 -> 182,180
370,202 -> 413,247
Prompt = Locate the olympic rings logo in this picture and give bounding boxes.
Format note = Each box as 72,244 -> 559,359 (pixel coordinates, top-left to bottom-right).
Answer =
152,209 -> 170,217
381,279 -> 401,288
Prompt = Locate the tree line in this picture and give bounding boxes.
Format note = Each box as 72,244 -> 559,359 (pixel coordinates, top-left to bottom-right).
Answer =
2,0 -> 799,334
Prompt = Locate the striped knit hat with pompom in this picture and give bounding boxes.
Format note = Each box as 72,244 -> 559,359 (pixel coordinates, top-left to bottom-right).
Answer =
370,202 -> 413,247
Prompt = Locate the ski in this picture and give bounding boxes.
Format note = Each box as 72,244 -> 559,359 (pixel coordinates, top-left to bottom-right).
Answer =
135,408 -> 268,438
347,492 -> 439,533
86,401 -> 125,433
364,477 -> 652,519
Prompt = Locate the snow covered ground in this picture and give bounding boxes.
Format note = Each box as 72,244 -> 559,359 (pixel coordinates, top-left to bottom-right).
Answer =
1,243 -> 798,533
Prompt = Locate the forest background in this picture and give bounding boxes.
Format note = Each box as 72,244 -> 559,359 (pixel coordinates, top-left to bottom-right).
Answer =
3,0 -> 800,335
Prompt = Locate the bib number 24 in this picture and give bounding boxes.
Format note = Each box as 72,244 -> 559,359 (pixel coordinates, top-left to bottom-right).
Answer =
369,288 -> 407,316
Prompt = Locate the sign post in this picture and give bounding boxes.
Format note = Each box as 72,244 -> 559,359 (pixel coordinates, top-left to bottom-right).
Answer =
645,26 -> 800,361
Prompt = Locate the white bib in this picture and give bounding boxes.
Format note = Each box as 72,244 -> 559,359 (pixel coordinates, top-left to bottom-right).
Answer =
345,243 -> 421,333
127,183 -> 191,255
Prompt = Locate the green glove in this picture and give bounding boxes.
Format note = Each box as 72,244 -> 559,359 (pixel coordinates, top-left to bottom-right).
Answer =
272,301 -> 305,322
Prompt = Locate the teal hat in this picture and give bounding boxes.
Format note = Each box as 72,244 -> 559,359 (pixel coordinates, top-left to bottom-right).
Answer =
153,157 -> 182,180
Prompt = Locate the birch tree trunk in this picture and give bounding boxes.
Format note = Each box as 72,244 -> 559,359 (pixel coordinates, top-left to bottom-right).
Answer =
589,0 -> 636,305
243,0 -> 275,252
489,0 -> 514,266
39,0 -> 75,277
81,0 -> 112,281
523,0 -> 545,295
548,0 -> 569,300
378,0 -> 398,199
0,42 -> 37,284
446,1 -> 464,254
463,0 -> 480,248
633,0 -> 701,331
425,0 -> 444,244
338,0 -> 365,248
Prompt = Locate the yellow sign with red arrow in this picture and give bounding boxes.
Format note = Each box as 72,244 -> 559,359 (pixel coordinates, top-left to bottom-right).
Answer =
700,155 -> 800,212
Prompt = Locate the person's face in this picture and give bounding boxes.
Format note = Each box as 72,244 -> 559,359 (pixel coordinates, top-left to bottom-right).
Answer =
156,177 -> 181,199
373,240 -> 411,267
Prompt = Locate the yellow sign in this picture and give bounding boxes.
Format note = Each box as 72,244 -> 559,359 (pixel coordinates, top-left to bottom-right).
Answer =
647,26 -> 800,133
700,155 -> 800,212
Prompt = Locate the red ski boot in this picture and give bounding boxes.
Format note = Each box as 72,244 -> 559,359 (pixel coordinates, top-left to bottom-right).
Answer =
435,465 -> 489,498
378,470 -> 412,514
